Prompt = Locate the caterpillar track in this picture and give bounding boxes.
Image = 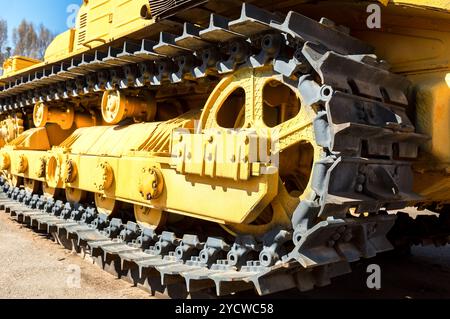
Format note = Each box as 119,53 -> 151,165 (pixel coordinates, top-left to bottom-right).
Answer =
0,184 -> 404,297
0,1 -> 447,297
2,183 -> 449,297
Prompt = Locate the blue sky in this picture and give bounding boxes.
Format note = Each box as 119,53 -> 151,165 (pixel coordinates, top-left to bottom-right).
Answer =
0,0 -> 81,45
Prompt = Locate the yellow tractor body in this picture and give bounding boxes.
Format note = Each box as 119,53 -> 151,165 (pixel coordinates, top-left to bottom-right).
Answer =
0,0 -> 448,296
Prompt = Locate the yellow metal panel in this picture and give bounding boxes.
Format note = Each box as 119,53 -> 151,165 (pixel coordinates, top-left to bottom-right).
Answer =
65,154 -> 278,224
44,30 -> 75,61
358,28 -> 450,73
73,0 -> 150,51
116,161 -> 278,224
410,71 -> 450,203
412,71 -> 450,163
62,122 -> 179,156
111,0 -> 148,38
172,130 -> 256,181
7,150 -> 47,182
75,0 -> 112,51
414,171 -> 450,203
2,56 -> 41,77
60,126 -> 112,153
0,149 -> 45,182
40,109 -> 281,224
6,127 -> 50,151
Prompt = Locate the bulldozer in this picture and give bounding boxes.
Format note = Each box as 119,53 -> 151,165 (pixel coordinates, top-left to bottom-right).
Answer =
0,0 -> 448,297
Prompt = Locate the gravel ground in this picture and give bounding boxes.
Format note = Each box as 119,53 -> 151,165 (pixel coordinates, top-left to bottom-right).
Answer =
0,207 -> 449,299
0,211 -> 153,299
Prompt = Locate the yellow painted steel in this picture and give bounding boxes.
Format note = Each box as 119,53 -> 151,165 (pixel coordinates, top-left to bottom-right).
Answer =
44,85 -> 281,225
73,0 -> 151,52
1,56 -> 41,77
1,0 -> 152,80
0,67 -> 319,230
101,90 -> 156,124
33,102 -> 94,130
410,71 -> 450,203
44,29 -> 75,62
0,115 -> 24,147
0,0 -> 449,230
389,0 -> 450,11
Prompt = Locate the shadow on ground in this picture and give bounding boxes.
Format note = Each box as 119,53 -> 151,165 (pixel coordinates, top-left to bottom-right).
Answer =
247,245 -> 450,299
